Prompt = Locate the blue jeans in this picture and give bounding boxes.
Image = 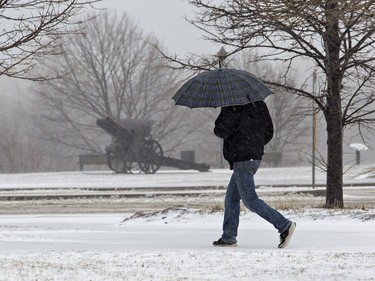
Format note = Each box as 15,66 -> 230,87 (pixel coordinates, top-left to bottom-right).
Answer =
221,160 -> 291,243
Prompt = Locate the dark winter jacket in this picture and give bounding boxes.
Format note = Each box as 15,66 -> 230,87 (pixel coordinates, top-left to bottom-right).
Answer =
214,101 -> 273,167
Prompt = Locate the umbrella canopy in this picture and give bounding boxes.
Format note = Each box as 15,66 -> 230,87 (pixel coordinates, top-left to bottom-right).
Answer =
173,69 -> 273,108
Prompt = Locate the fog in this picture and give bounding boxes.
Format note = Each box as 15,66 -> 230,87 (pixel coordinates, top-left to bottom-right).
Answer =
2,1 -> 375,173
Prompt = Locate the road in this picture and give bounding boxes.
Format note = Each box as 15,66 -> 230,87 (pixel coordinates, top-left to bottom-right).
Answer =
1,185 -> 374,214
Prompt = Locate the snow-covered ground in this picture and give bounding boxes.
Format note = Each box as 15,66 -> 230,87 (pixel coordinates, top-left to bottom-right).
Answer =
1,164 -> 375,190
0,208 -> 374,280
1,166 -> 375,280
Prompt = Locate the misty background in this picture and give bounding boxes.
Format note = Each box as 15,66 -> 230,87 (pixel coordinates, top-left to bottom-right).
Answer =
1,0 -> 373,173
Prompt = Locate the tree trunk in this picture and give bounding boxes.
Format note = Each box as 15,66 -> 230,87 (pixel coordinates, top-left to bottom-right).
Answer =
325,108 -> 344,208
324,61 -> 344,209
324,0 -> 344,208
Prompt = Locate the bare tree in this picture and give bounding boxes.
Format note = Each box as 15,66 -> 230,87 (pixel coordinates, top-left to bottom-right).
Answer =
162,0 -> 375,208
32,12 -> 200,164
0,0 -> 100,80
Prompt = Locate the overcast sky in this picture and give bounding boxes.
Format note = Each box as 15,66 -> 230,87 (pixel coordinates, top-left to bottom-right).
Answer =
96,0 -> 217,55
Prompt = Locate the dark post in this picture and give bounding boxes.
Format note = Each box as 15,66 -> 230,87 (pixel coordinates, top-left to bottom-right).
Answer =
356,151 -> 360,165
216,47 -> 228,168
217,47 -> 227,70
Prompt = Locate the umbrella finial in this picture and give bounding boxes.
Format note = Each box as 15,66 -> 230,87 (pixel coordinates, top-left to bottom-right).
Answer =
217,47 -> 227,70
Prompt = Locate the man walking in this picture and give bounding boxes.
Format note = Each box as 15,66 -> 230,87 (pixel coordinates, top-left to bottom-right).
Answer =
213,100 -> 296,248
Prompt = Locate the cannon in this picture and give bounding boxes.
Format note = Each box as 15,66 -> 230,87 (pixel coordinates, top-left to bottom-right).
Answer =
96,117 -> 210,174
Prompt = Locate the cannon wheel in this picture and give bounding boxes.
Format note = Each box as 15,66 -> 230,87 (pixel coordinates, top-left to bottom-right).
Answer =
106,144 -> 134,173
139,139 -> 163,174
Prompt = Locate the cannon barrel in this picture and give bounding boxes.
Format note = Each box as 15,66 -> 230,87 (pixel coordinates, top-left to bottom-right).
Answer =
96,117 -> 133,140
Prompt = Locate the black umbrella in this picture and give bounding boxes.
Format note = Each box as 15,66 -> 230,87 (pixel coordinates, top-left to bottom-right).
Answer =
173,69 -> 273,108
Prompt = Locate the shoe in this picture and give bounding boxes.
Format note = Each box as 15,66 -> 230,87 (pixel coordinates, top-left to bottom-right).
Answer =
278,222 -> 296,248
213,238 -> 237,247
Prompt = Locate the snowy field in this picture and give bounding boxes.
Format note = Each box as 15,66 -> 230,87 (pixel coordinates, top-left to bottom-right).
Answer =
1,166 -> 375,280
2,164 -> 375,189
0,208 -> 375,280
